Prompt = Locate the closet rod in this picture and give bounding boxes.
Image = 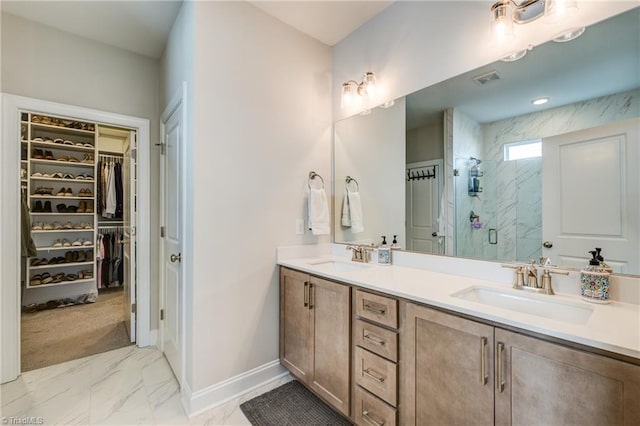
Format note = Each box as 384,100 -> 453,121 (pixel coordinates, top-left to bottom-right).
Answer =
98,150 -> 124,157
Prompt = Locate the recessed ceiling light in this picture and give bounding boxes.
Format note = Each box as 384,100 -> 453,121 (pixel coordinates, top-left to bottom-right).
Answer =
552,27 -> 586,43
532,97 -> 549,105
501,49 -> 528,62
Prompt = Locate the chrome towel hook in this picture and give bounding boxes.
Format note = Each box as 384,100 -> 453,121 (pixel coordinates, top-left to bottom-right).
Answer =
345,176 -> 359,191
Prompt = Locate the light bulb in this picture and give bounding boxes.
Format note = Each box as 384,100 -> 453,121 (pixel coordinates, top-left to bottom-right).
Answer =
491,1 -> 514,41
362,72 -> 377,96
545,0 -> 578,23
341,82 -> 357,108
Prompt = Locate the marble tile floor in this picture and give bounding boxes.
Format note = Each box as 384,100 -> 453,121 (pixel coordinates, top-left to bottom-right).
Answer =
1,345 -> 292,425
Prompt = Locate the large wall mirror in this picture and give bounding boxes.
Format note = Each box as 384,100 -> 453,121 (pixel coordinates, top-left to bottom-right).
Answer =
334,8 -> 640,276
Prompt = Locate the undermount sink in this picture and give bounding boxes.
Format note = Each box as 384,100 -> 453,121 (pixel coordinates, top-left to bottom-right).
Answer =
451,286 -> 594,325
308,260 -> 374,273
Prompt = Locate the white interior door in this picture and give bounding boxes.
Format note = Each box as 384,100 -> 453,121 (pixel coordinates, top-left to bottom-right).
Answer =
542,118 -> 639,273
161,98 -> 184,381
406,161 -> 442,253
123,131 -> 136,342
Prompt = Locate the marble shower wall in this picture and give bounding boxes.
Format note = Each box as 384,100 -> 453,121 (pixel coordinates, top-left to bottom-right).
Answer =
482,88 -> 640,263
452,109 -> 488,259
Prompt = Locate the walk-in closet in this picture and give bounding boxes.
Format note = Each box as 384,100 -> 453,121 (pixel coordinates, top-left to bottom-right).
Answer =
19,111 -> 137,371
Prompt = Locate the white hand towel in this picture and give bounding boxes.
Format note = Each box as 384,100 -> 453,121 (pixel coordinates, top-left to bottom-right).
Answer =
346,190 -> 364,234
341,193 -> 351,227
308,187 -> 330,235
436,191 -> 446,245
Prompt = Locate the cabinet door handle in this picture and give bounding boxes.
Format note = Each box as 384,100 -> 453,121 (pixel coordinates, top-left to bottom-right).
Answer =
480,336 -> 488,385
496,341 -> 505,393
363,332 -> 386,347
363,302 -> 386,315
363,368 -> 385,383
362,410 -> 385,426
303,282 -> 309,307
308,283 -> 314,309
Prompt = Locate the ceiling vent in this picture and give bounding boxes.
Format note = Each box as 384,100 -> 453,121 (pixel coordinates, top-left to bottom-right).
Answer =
472,70 -> 501,86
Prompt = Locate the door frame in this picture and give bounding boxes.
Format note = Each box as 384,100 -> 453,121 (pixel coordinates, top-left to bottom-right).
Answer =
159,82 -> 187,387
0,93 -> 152,383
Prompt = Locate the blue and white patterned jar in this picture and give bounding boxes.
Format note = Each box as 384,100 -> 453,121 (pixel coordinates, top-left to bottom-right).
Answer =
580,268 -> 611,304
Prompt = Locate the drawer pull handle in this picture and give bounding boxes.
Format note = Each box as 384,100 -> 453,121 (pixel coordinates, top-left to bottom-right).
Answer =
362,410 -> 385,426
363,302 -> 386,315
363,332 -> 386,346
480,336 -> 488,385
309,283 -> 314,309
303,282 -> 309,307
363,368 -> 385,383
497,341 -> 505,393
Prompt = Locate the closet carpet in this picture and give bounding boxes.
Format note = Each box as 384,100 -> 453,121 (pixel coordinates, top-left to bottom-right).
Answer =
21,288 -> 131,372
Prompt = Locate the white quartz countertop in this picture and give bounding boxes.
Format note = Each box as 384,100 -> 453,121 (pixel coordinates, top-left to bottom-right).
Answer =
278,255 -> 640,361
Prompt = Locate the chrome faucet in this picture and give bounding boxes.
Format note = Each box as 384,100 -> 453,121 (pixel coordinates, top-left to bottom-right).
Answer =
346,245 -> 373,263
502,261 -> 569,295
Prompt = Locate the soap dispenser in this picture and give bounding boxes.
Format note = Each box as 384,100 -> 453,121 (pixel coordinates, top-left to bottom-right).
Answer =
377,236 -> 391,266
391,235 -> 400,250
595,247 -> 613,273
580,250 -> 611,303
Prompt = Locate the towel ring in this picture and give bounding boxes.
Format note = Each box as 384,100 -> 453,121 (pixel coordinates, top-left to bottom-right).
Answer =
308,171 -> 325,189
345,176 -> 359,192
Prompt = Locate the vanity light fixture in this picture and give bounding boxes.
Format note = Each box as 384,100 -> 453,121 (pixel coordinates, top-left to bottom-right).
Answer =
341,72 -> 377,108
491,0 -> 581,42
532,97 -> 549,105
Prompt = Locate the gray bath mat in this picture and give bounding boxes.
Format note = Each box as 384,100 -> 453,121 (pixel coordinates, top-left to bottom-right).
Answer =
240,380 -> 352,426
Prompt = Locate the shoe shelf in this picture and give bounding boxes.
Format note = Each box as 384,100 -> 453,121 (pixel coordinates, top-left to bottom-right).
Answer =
31,229 -> 93,234
30,122 -> 95,135
31,196 -> 95,200
26,278 -> 95,289
30,177 -> 95,183
31,140 -> 95,153
36,245 -> 95,251
23,110 -> 98,292
30,159 -> 95,168
30,261 -> 94,270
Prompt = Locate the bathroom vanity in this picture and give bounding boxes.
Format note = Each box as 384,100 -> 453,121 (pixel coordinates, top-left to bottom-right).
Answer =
278,250 -> 640,426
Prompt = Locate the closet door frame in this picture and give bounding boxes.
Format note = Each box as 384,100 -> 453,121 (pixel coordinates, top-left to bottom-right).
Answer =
0,93 -> 152,383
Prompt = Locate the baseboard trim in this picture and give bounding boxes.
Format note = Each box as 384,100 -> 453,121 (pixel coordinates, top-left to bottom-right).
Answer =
182,359 -> 289,417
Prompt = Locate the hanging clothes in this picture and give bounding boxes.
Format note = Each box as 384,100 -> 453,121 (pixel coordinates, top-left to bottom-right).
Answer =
96,228 -> 124,289
97,156 -> 123,220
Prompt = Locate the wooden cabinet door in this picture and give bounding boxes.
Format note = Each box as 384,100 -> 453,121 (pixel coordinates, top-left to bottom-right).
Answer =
309,276 -> 351,416
401,303 -> 495,426
495,328 -> 640,426
279,268 -> 312,382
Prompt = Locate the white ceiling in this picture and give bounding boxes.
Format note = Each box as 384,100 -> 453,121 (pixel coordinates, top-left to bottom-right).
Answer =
248,1 -> 394,46
1,1 -> 394,59
1,1 -> 183,59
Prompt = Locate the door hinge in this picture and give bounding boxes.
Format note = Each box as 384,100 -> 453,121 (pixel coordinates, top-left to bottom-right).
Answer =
160,309 -> 165,321
131,148 -> 137,161
155,142 -> 166,155
131,303 -> 136,314
161,226 -> 165,237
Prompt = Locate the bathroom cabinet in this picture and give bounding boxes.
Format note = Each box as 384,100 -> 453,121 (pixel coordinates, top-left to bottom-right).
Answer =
279,268 -> 351,416
402,302 -> 640,426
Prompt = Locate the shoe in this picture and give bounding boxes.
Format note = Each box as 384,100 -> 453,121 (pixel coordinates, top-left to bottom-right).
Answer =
63,221 -> 73,230
53,138 -> 64,144
32,149 -> 44,159
30,258 -> 40,266
67,205 -> 78,213
41,273 -> 53,284
52,239 -> 63,247
77,201 -> 86,213
65,188 -> 73,197
63,173 -> 75,179
51,172 -> 64,179
64,274 -> 78,282
30,275 -> 42,286
73,222 -> 83,229
53,221 -> 62,230
42,222 -> 53,230
44,150 -> 54,160
51,273 -> 65,284
33,201 -> 43,212
56,204 -> 67,213
57,156 -> 69,162
71,239 -> 83,247
32,115 -> 41,124
72,250 -> 79,262
82,239 -> 92,246
84,202 -> 94,214
79,270 -> 93,279
40,116 -> 51,125
83,189 -> 93,197
57,188 -> 67,196
86,250 -> 94,261
83,223 -> 92,229
61,239 -> 72,247
68,156 -> 79,163
44,201 -> 52,212
31,222 -> 43,231
77,251 -> 86,262
64,251 -> 74,263
63,140 -> 74,145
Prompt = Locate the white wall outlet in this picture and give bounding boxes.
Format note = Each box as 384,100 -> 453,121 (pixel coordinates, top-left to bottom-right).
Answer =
295,219 -> 305,235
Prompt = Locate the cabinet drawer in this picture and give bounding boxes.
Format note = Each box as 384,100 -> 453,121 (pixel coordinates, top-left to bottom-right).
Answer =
355,346 -> 397,407
354,386 -> 396,426
355,290 -> 398,329
355,319 -> 398,362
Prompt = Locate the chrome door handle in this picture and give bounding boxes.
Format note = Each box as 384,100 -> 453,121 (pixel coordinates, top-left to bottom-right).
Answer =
543,241 -> 553,248
170,253 -> 182,263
